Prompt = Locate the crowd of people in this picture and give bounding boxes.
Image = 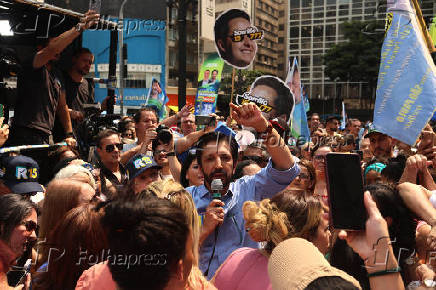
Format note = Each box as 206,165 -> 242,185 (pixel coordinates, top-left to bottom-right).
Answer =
0,9 -> 435,290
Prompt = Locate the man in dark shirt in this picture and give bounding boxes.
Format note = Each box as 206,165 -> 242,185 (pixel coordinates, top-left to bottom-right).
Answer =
95,129 -> 128,198
6,11 -> 99,147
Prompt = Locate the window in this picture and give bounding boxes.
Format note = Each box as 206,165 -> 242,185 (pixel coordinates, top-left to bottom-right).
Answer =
302,0 -> 312,8
290,27 -> 299,38
290,12 -> 300,21
301,55 -> 310,67
314,11 -> 324,18
326,10 -> 336,17
278,37 -> 284,43
325,24 -> 335,36
301,26 -> 311,37
327,0 -> 335,5
291,0 -> 300,8
313,25 -> 323,37
279,24 -> 284,31
313,54 -> 323,66
279,10 -> 284,17
314,0 -> 324,6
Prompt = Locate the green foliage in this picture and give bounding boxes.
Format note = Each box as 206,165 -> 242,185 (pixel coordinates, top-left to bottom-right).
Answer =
323,20 -> 385,92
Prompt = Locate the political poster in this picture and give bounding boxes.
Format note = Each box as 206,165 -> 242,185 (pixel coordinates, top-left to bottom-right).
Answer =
145,78 -> 169,119
194,54 -> 224,115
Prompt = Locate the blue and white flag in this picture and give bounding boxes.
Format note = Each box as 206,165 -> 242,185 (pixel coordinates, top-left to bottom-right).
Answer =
373,1 -> 436,145
340,101 -> 347,130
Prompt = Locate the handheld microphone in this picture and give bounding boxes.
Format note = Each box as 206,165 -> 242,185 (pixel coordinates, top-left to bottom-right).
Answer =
211,179 -> 223,201
204,178 -> 224,277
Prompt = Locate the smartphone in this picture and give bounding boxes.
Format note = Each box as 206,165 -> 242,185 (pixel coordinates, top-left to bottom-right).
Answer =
7,259 -> 31,287
352,150 -> 363,160
325,153 -> 366,230
89,0 -> 101,13
195,115 -> 215,127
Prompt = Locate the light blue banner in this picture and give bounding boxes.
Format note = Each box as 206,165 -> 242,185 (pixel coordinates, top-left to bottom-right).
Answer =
374,10 -> 436,145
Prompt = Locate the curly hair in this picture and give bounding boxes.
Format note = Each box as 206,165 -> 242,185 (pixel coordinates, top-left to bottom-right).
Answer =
243,190 -> 323,254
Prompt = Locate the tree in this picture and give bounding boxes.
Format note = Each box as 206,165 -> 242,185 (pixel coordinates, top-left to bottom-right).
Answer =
323,20 -> 384,99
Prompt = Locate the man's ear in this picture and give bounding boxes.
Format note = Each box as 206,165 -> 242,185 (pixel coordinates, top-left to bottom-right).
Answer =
217,39 -> 227,54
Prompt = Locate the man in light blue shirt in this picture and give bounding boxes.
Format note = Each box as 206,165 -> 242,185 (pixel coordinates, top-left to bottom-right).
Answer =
186,103 -> 300,279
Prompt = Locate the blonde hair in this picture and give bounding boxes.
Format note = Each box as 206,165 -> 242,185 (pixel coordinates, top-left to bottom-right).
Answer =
54,164 -> 96,190
137,179 -> 211,289
243,190 -> 323,254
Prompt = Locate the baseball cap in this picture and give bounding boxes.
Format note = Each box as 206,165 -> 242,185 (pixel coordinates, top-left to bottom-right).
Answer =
364,123 -> 384,138
2,155 -> 43,195
126,154 -> 162,180
268,238 -> 361,290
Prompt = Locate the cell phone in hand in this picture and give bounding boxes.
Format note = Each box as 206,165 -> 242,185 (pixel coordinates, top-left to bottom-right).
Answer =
89,0 -> 101,13
195,115 -> 215,127
325,153 -> 366,230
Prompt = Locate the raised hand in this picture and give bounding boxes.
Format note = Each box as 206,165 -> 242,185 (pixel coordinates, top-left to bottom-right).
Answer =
230,103 -> 268,133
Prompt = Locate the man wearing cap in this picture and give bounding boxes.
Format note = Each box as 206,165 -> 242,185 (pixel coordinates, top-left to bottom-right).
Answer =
0,155 -> 43,197
126,154 -> 161,194
325,116 -> 341,137
95,129 -> 128,198
364,124 -> 395,161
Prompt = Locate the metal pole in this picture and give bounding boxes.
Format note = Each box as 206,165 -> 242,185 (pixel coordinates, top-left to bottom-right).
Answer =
177,0 -> 187,110
118,0 -> 129,116
107,30 -> 118,114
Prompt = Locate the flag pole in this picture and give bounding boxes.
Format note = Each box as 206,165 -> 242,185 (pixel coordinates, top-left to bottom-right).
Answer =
411,0 -> 436,53
230,68 -> 236,117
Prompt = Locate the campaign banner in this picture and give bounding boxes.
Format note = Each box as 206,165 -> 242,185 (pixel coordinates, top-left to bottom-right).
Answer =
286,57 -> 310,140
194,54 -> 224,115
373,4 -> 436,146
145,78 -> 169,119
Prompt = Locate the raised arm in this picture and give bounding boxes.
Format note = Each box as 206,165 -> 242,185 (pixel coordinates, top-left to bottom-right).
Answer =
33,11 -> 99,69
230,103 -> 295,170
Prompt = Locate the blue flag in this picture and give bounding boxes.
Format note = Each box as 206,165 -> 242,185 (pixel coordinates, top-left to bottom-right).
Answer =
340,101 -> 347,131
374,4 -> 436,146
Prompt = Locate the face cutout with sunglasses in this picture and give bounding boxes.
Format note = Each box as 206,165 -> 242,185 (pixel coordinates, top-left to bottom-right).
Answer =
230,27 -> 264,42
235,92 -> 275,114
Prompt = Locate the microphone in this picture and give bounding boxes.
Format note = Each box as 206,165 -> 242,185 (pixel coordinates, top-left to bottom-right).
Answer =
211,179 -> 223,200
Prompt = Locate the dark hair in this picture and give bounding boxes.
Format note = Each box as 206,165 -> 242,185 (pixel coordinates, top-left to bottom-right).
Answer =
180,150 -> 197,188
341,134 -> 355,146
298,159 -> 316,192
311,143 -> 333,158
133,106 -> 159,123
0,194 -> 37,242
366,183 -> 416,272
196,132 -> 239,169
95,129 -> 120,148
233,160 -> 258,180
118,118 -> 135,133
72,47 -> 93,58
252,76 -> 294,117
214,9 -> 250,58
381,155 -> 407,184
306,276 -> 359,290
103,196 -> 189,290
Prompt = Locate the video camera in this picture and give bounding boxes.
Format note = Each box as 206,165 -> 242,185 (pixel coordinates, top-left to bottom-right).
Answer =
156,124 -> 173,144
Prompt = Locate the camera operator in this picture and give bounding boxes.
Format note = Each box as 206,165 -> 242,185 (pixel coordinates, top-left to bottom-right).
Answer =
6,11 -> 99,149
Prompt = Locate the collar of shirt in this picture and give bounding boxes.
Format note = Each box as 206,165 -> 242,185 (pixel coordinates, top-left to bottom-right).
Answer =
99,162 -> 128,185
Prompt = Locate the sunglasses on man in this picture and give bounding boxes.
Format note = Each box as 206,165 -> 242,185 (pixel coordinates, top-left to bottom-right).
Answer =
104,143 -> 123,153
229,27 -> 264,42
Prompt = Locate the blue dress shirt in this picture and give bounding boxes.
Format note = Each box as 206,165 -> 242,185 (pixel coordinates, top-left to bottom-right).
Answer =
186,159 -> 300,279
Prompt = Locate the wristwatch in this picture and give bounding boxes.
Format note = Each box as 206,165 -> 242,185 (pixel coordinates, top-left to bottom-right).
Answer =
166,151 -> 176,157
75,23 -> 84,33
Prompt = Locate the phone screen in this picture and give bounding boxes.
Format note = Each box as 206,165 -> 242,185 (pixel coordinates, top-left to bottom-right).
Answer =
326,153 -> 366,230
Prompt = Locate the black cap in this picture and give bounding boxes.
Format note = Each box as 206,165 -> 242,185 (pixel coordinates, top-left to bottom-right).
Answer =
2,155 -> 43,194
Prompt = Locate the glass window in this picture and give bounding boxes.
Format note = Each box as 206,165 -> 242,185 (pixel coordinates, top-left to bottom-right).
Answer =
339,9 -> 349,16
290,12 -> 300,20
302,20 -> 311,25
289,43 -> 299,50
313,42 -> 323,49
313,54 -> 323,66
301,55 -> 310,67
291,0 -> 300,8
313,25 -> 323,37
352,8 -> 362,14
314,0 -> 324,6
326,11 -> 336,17
327,0 -> 336,5
301,40 -> 311,49
302,0 -> 312,8
353,2 -> 362,8
279,10 -> 284,17
290,27 -> 299,37
301,26 -> 312,37
314,19 -> 323,24
325,24 -> 335,36
314,11 -> 324,18
313,71 -> 323,79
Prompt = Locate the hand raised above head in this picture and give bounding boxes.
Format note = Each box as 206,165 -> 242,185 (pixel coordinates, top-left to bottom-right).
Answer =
230,103 -> 268,133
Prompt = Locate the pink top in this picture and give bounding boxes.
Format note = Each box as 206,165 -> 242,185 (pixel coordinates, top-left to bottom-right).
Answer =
75,261 -> 116,290
213,247 -> 272,290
